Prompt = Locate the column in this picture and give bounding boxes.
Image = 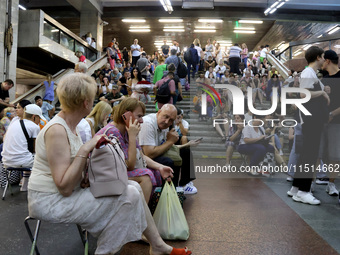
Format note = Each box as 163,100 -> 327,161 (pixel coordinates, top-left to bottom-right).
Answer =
80,10 -> 103,52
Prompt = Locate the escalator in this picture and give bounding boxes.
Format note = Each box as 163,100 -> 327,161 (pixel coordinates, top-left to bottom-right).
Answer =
267,52 -> 290,79
12,53 -> 108,105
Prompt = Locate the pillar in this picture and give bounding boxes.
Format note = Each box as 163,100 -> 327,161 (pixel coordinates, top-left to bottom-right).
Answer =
0,0 -> 19,100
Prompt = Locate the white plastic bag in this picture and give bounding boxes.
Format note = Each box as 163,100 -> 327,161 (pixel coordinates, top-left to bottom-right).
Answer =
153,182 -> 189,240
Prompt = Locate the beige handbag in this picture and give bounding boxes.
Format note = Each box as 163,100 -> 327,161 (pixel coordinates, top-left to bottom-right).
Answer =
88,133 -> 128,198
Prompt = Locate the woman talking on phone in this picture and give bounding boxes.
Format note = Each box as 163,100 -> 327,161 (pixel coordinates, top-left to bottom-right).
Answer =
96,97 -> 174,203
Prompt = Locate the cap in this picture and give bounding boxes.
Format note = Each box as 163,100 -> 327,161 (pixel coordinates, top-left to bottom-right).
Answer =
324,50 -> 339,61
24,104 -> 46,120
112,84 -> 119,90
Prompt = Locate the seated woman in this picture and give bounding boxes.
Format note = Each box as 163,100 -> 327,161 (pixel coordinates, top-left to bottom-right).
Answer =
86,101 -> 112,137
237,114 -> 274,174
225,115 -> 244,166
27,73 -> 191,255
174,107 -> 189,145
96,97 -> 172,203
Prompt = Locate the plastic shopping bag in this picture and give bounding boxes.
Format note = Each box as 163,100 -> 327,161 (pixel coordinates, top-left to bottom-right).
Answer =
153,181 -> 190,240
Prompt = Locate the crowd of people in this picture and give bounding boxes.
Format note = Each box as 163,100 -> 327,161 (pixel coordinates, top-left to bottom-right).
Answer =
1,34 -> 339,254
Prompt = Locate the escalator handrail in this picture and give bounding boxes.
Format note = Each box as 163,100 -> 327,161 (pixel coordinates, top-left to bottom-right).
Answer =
267,52 -> 289,79
11,53 -> 108,104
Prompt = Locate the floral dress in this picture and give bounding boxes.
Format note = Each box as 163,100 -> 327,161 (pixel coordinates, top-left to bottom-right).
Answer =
96,123 -> 162,186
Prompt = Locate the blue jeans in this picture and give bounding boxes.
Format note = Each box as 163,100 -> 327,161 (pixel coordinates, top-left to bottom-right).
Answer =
238,143 -> 274,166
242,57 -> 248,67
274,134 -> 281,150
187,63 -> 195,83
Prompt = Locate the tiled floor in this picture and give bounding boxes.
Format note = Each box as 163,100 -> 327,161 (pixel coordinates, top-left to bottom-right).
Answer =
1,159 -> 339,255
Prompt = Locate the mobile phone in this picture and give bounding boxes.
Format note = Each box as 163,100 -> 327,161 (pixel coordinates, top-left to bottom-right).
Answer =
195,137 -> 203,142
265,134 -> 275,139
122,111 -> 135,128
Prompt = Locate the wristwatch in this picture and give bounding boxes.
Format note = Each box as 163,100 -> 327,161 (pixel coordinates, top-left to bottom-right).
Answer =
329,112 -> 333,117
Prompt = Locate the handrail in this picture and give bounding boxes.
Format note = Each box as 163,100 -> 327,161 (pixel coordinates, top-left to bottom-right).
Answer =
11,53 -> 108,104
44,13 -> 98,54
267,52 -> 289,80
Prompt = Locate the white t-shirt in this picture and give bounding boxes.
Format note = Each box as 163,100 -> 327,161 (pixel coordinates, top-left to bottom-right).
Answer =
215,65 -> 226,74
101,83 -> 113,95
239,125 -> 265,145
299,66 -> 324,90
170,45 -> 180,54
86,37 -> 92,45
131,44 -> 141,57
2,119 -> 40,167
175,119 -> 189,131
194,46 -> 202,59
205,71 -> 217,79
260,48 -> 268,58
139,113 -> 168,147
77,118 -> 92,144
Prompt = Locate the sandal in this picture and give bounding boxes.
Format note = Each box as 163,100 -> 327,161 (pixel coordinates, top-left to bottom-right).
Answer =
170,247 -> 192,255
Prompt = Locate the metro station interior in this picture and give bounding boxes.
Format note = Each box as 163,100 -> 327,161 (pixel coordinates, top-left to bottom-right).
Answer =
1,0 -> 340,254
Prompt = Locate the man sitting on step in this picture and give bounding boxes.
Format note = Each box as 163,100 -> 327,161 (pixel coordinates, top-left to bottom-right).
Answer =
139,104 -> 200,194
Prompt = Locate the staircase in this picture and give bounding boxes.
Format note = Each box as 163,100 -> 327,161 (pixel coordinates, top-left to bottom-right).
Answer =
145,80 -> 292,159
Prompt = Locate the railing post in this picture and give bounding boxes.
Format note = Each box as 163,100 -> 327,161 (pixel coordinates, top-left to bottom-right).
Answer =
289,47 -> 292,60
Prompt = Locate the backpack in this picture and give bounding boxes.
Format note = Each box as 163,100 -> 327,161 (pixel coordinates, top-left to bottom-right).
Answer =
184,48 -> 192,63
177,57 -> 187,78
156,79 -> 172,104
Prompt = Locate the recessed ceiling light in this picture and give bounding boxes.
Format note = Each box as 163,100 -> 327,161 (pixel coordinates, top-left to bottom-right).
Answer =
159,19 -> 183,23
122,19 -> 146,23
233,27 -> 255,30
277,2 -> 285,8
198,19 -> 223,23
195,26 -> 216,29
239,20 -> 263,24
317,35 -> 323,38
233,30 -> 256,34
129,29 -> 150,32
163,29 -> 185,32
194,29 -> 216,33
303,44 -> 312,50
334,45 -> 340,48
164,26 -> 184,29
130,26 -> 150,29
269,8 -> 277,14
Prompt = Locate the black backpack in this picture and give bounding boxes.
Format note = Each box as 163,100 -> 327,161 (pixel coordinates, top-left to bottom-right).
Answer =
177,57 -> 187,78
156,79 -> 172,104
184,49 -> 192,63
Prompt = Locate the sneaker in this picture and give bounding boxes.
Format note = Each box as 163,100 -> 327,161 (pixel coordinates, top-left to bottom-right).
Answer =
249,169 -> 260,176
286,176 -> 294,182
316,178 -> 329,185
326,182 -> 339,196
183,182 -> 197,195
287,186 -> 298,197
293,191 -> 321,205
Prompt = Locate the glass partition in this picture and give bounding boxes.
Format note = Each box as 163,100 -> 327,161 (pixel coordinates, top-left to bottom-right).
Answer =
60,31 -> 75,52
43,21 -> 60,43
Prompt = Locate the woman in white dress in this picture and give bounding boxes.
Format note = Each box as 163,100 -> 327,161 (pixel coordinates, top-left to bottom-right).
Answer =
27,73 -> 191,255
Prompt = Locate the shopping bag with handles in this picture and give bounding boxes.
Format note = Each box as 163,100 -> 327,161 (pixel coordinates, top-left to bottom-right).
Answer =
153,181 -> 189,240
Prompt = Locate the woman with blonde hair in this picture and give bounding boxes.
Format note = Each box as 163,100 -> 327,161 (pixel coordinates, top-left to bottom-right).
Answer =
153,54 -> 166,84
27,72 -> 192,255
85,101 -> 112,137
241,43 -> 248,68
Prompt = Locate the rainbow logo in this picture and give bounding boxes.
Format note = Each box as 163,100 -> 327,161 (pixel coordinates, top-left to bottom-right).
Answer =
197,82 -> 223,111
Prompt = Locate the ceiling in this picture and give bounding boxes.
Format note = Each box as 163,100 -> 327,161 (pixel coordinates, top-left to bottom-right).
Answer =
19,0 -> 340,54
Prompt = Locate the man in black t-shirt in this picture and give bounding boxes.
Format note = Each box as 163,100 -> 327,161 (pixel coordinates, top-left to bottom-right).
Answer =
321,50 -> 340,197
117,70 -> 131,96
161,40 -> 170,58
0,79 -> 15,114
